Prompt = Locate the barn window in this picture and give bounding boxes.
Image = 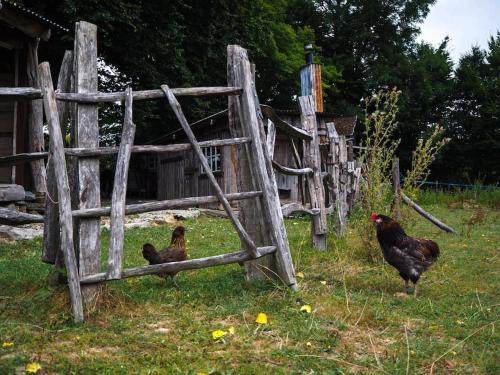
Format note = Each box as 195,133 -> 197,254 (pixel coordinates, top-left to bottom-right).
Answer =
201,146 -> 221,173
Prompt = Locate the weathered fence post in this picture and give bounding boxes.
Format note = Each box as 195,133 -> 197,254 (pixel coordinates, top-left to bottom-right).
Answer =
266,120 -> 276,159
350,163 -> 361,212
299,96 -> 327,249
43,50 -> 73,265
228,46 -> 272,280
39,62 -> 84,322
107,87 -> 135,279
337,134 -> 349,234
392,156 -> 401,220
228,45 -> 296,288
26,38 -> 46,193
326,122 -> 346,235
74,21 -> 101,308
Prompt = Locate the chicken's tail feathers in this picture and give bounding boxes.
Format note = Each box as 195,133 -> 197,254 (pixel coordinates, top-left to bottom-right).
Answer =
143,243 -> 156,251
418,238 -> 440,260
142,243 -> 158,262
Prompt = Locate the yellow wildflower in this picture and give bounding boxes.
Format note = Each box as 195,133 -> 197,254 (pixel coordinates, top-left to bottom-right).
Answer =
212,330 -> 227,340
300,305 -> 312,314
296,272 -> 304,279
2,342 -> 13,348
255,313 -> 268,324
25,362 -> 42,373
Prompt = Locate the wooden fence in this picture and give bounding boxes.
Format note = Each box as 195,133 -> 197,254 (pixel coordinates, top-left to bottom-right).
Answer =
0,22 -> 298,322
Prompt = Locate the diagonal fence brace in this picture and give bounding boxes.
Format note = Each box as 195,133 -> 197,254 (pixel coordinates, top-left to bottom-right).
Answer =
161,85 -> 259,258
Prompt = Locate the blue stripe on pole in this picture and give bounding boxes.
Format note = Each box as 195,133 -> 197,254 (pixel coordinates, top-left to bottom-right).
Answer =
300,66 -> 312,96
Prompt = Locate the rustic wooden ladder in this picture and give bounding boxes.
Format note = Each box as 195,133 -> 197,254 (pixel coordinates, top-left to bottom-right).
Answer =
34,39 -> 296,321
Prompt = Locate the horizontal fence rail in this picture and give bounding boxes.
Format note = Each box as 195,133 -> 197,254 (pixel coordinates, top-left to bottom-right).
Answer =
0,138 -> 251,165
0,86 -> 242,102
0,152 -> 49,165
56,87 -> 243,103
0,87 -> 42,100
65,138 -> 251,157
72,191 -> 262,218
80,246 -> 277,284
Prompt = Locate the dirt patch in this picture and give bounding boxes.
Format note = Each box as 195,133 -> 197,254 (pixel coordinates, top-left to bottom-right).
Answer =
147,319 -> 174,334
85,346 -> 120,358
336,325 -> 395,360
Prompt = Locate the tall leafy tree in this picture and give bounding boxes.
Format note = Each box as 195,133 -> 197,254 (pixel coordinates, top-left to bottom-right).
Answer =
398,39 -> 454,171
17,0 -> 499,182
311,0 -> 436,115
27,0 -> 329,142
436,34 -> 500,183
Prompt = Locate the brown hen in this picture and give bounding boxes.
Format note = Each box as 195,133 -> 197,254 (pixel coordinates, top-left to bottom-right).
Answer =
142,226 -> 187,284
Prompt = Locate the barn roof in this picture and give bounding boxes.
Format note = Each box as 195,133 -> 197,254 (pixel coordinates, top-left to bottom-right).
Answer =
0,0 -> 69,33
273,109 -> 357,136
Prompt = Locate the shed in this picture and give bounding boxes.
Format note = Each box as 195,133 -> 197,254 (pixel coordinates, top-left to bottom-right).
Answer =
0,0 -> 67,191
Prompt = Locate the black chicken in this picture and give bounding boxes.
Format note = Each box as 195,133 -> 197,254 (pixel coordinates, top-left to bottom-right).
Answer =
142,226 -> 187,285
371,213 -> 440,296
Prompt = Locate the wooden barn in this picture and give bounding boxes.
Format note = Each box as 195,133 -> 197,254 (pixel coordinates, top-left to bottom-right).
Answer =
0,0 -> 67,192
146,108 -> 356,204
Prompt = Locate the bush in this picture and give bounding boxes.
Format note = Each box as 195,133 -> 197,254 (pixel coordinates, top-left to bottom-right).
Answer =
355,89 -> 400,261
351,88 -> 450,261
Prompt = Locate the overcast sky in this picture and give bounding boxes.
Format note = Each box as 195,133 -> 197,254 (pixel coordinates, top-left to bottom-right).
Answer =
419,0 -> 500,64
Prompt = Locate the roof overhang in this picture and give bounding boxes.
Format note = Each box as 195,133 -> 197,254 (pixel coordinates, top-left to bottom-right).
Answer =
0,0 -> 68,41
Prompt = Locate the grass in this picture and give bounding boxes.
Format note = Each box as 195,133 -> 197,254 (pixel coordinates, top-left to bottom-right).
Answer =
0,192 -> 499,374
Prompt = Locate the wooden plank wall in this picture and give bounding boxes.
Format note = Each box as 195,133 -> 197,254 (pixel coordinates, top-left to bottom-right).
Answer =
0,48 -> 15,183
157,128 -> 228,206
273,135 -> 299,202
155,114 -> 340,205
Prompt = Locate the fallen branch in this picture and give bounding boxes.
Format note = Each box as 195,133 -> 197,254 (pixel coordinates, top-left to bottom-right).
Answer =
402,193 -> 457,234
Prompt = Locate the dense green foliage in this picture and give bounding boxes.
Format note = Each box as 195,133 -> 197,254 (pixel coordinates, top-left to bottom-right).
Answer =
22,0 -> 499,183
435,36 -> 500,184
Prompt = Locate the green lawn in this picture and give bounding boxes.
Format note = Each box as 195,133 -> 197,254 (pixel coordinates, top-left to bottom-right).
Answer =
0,194 -> 498,374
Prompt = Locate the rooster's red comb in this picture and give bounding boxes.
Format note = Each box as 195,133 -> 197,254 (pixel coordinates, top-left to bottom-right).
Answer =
370,212 -> 378,222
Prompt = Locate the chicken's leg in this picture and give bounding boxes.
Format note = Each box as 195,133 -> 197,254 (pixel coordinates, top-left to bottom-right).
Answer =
413,283 -> 419,297
404,280 -> 410,294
